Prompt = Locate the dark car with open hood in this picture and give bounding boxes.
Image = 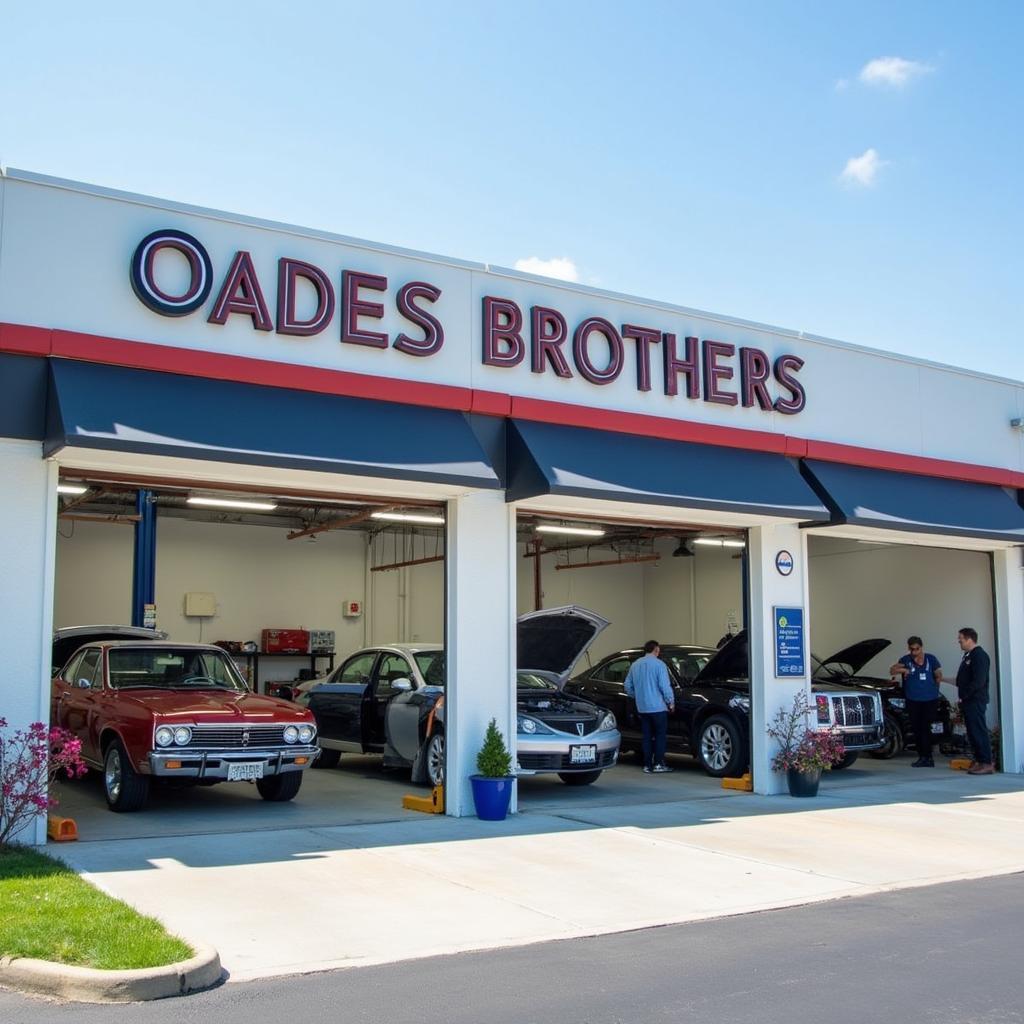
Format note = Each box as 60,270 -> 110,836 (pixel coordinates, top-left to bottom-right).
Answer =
296,605 -> 620,787
565,631 -> 884,777
51,625 -> 319,812
811,638 -> 953,759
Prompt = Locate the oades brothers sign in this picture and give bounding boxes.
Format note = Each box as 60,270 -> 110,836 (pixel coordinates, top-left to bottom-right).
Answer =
131,229 -> 806,415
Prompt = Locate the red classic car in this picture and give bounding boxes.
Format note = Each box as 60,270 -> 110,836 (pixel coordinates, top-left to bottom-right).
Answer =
51,628 -> 319,812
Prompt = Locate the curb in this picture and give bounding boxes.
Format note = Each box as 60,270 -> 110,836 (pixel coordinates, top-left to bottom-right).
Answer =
0,942 -> 221,1003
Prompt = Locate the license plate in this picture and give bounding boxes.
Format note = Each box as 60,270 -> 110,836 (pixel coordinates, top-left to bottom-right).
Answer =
228,762 -> 264,781
931,722 -> 944,734
569,744 -> 597,764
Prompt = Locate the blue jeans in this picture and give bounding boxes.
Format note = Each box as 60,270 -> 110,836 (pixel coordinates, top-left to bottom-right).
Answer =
962,700 -> 993,764
640,711 -> 668,769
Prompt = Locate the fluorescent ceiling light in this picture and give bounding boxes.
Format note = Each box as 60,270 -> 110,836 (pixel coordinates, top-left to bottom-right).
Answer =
57,484 -> 88,495
371,512 -> 446,524
692,538 -> 723,547
722,540 -> 746,548
535,524 -> 606,537
188,496 -> 278,511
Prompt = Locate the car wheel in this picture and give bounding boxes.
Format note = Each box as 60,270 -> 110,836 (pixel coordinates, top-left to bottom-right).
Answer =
312,748 -> 341,769
697,715 -> 745,778
832,751 -> 859,770
869,715 -> 903,760
557,770 -> 602,786
103,740 -> 150,813
423,730 -> 445,787
256,772 -> 303,802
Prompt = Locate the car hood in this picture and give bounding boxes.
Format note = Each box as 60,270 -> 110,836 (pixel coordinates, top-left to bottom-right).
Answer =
815,638 -> 891,677
115,690 -> 314,724
517,606 -> 610,684
52,625 -> 168,673
692,631 -> 750,684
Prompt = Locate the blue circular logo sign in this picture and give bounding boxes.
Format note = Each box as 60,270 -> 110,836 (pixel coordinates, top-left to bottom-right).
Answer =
775,550 -> 794,576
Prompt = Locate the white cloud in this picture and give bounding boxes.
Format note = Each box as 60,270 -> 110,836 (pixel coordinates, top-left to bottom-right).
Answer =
840,148 -> 887,187
858,56 -> 932,88
513,256 -> 579,282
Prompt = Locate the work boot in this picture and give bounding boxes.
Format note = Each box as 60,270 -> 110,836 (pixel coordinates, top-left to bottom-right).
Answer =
911,758 -> 927,767
967,763 -> 995,775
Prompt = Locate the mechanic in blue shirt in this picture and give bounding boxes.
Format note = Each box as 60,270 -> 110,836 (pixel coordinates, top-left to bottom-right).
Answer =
889,635 -> 944,768
624,640 -> 676,774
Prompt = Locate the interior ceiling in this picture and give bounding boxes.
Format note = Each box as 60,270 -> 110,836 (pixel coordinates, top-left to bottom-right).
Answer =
56,474 -> 746,556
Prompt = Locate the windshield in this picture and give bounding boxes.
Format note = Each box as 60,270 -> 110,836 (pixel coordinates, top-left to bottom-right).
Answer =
413,651 -> 446,687
665,651 -> 712,682
516,671 -> 558,690
108,648 -> 248,691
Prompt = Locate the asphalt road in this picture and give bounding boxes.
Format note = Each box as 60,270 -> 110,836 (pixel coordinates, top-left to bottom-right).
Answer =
2,873 -> 1022,1024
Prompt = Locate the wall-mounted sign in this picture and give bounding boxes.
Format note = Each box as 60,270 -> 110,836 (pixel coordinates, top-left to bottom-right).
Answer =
773,606 -> 805,677
128,229 -> 807,415
775,550 -> 794,576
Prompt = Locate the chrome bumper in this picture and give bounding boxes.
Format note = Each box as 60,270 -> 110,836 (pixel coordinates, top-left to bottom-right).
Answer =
148,745 -> 320,779
834,726 -> 885,751
515,729 -> 621,775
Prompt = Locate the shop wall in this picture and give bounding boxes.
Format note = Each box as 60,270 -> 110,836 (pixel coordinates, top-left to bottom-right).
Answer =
808,536 -> 997,714
55,516 -> 369,656
515,538 -> 743,666
368,559 -> 444,646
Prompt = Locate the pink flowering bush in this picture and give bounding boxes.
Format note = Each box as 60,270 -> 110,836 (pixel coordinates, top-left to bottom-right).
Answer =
767,692 -> 846,774
0,717 -> 87,846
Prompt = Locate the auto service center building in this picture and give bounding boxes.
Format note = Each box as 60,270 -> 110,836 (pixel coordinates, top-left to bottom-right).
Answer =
2,168 -> 1023,845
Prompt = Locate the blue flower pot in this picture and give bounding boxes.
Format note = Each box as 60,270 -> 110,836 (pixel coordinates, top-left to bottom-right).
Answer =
470,775 -> 515,820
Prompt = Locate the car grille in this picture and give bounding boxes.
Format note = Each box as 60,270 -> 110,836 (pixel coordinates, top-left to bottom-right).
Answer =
536,715 -> 602,736
518,749 -> 617,771
831,696 -> 879,727
182,725 -> 290,749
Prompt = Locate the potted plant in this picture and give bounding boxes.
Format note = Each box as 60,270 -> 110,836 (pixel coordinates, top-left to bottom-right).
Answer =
470,718 -> 515,821
767,692 -> 846,798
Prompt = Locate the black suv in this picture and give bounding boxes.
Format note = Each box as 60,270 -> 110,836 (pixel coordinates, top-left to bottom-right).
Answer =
811,639 -> 954,759
565,632 -> 884,777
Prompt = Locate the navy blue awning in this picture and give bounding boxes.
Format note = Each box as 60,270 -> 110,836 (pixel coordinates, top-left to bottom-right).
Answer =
507,419 -> 829,520
45,360 -> 499,489
801,459 -> 1024,543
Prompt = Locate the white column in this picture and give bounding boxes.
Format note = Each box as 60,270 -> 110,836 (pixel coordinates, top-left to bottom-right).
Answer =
992,548 -> 1024,774
748,523 -> 811,795
445,491 -> 517,816
0,440 -> 58,845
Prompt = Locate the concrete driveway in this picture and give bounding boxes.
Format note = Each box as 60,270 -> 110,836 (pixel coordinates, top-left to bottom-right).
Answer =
52,766 -> 1024,983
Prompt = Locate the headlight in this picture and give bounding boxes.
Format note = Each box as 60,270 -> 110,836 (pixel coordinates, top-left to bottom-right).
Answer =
517,715 -> 538,735
599,713 -> 617,731
889,698 -> 906,709
283,725 -> 299,743
297,724 -> 314,743
728,696 -> 750,713
173,726 -> 192,746
155,726 -> 174,747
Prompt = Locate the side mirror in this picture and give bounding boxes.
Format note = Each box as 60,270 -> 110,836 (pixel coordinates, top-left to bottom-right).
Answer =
77,678 -> 92,689
391,678 -> 413,692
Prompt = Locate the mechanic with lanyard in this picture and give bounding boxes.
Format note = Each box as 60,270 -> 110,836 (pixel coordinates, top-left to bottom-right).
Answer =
890,635 -> 943,768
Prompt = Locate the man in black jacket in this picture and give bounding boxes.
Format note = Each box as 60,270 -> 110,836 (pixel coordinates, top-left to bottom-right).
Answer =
955,627 -> 994,775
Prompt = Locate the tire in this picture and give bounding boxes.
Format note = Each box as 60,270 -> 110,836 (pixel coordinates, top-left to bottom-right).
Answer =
557,770 -> 602,786
103,740 -> 150,813
697,714 -> 746,778
422,730 -> 445,787
313,748 -> 341,769
833,751 -> 859,770
869,715 -> 903,760
256,771 -> 303,802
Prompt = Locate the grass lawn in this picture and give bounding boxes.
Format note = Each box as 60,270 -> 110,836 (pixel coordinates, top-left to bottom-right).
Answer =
0,846 -> 193,970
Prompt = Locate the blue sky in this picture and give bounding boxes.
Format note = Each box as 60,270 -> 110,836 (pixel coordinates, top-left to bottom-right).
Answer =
2,1 -> 1021,378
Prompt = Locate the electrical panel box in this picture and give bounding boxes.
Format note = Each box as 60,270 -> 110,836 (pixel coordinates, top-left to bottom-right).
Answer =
184,592 -> 217,617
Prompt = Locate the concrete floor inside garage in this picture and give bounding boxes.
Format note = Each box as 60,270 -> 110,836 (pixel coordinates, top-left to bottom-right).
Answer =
53,745 -> 942,844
